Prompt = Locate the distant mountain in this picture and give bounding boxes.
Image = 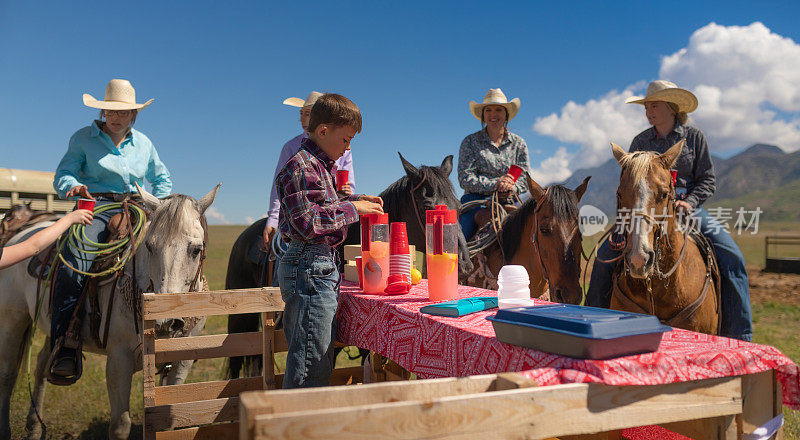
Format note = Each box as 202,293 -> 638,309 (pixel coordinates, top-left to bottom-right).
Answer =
557,144 -> 800,221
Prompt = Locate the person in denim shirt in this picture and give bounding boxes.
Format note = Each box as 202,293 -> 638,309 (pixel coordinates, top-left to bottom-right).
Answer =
587,81 -> 752,341
275,94 -> 383,388
458,88 -> 530,240
48,79 -> 172,382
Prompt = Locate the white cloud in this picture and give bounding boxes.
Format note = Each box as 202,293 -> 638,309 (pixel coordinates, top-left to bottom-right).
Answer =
529,147 -> 573,185
532,22 -> 800,179
244,216 -> 255,224
205,206 -> 230,225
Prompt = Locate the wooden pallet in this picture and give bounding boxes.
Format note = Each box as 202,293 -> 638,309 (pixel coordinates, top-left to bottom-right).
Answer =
239,369 -> 783,440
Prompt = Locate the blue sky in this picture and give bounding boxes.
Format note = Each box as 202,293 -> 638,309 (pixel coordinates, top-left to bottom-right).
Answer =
2,1 -> 799,224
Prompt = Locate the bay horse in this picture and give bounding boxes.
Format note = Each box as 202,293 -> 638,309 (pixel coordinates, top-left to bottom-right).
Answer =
225,153 -> 473,379
609,140 -> 719,333
0,184 -> 219,440
464,173 -> 591,305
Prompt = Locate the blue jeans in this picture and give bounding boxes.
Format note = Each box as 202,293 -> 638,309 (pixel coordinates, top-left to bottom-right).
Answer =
51,199 -> 122,347
277,242 -> 340,388
459,193 -> 490,241
587,207 -> 753,341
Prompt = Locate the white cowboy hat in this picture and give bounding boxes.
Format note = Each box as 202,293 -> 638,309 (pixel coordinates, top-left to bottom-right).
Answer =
82,79 -> 153,111
283,91 -> 323,108
625,80 -> 698,113
469,88 -> 521,122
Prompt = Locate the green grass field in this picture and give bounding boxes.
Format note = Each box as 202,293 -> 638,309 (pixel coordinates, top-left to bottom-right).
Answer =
8,222 -> 800,438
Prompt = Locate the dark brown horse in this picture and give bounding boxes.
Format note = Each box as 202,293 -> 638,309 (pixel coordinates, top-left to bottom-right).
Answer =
609,140 -> 718,333
464,173 -> 590,305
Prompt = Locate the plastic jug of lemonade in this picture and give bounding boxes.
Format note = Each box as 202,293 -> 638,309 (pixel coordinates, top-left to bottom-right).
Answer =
426,205 -> 458,301
361,213 -> 390,294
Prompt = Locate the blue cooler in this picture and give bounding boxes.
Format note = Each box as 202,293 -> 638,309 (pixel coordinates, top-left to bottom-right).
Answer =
487,304 -> 672,359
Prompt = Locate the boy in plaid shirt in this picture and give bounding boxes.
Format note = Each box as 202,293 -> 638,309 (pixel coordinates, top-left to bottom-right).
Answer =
275,93 -> 383,388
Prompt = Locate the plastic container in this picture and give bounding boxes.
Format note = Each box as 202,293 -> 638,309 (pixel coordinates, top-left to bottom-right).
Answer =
487,304 -> 672,359
336,170 -> 349,191
426,205 -> 458,301
497,265 -> 530,309
361,213 -> 390,294
385,222 -> 411,295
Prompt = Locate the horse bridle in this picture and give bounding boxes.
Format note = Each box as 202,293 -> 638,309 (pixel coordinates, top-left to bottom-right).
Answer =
408,173 -> 429,236
530,188 -> 585,302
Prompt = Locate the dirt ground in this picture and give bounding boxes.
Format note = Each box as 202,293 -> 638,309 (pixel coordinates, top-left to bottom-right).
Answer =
748,265 -> 800,306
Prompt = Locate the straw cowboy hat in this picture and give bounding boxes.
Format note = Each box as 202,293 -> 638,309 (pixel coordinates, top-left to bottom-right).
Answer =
283,91 -> 323,108
469,88 -> 521,122
625,80 -> 698,113
82,79 -> 153,111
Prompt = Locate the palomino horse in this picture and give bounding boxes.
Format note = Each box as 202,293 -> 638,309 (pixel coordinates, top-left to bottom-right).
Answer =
225,153 -> 473,379
609,140 -> 718,333
464,173 -> 590,305
0,184 -> 219,440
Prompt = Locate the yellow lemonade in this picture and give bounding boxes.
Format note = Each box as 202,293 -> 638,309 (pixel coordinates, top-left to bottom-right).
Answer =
426,252 -> 458,301
362,241 -> 389,294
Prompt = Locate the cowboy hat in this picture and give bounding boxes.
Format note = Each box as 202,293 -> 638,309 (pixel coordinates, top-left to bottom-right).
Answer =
469,88 -> 521,122
625,80 -> 698,113
283,91 -> 323,108
82,79 -> 153,111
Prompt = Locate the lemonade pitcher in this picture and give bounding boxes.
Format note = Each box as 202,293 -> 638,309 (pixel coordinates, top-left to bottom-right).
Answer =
361,213 -> 390,294
425,205 -> 458,301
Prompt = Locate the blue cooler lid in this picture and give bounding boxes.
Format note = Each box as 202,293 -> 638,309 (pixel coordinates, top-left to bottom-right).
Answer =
488,304 -> 671,339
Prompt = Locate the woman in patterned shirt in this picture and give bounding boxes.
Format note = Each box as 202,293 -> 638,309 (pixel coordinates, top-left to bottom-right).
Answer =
457,88 -> 531,240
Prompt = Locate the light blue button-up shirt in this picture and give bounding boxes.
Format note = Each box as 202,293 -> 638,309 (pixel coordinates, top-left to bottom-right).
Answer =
54,121 -> 172,199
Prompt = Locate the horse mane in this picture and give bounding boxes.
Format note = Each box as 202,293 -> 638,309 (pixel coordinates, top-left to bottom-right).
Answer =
500,185 -> 578,259
619,151 -> 656,182
146,194 -> 202,244
380,165 -> 459,214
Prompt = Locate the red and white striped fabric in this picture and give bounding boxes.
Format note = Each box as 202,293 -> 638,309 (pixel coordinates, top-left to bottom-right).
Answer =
336,280 -> 800,409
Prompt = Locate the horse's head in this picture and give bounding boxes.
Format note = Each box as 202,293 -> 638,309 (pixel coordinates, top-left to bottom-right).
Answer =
384,153 -> 473,277
135,183 -> 220,333
611,140 -> 681,279
1,202 -> 35,233
520,173 -> 590,305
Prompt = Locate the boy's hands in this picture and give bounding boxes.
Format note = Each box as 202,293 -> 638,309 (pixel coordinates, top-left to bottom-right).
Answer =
358,195 -> 383,207
65,185 -> 94,200
65,209 -> 93,226
353,198 -> 384,215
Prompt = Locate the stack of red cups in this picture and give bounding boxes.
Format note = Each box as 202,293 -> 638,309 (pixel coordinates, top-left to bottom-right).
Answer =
384,222 -> 411,295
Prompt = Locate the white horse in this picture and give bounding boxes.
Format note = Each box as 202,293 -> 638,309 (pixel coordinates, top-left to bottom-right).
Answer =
0,184 -> 219,440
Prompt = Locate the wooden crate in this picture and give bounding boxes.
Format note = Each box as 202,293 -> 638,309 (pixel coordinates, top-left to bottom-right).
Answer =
239,369 -> 784,440
142,287 -> 364,440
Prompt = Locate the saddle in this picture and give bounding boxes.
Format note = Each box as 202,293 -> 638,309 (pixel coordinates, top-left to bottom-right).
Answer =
45,204 -> 145,386
0,204 -> 59,247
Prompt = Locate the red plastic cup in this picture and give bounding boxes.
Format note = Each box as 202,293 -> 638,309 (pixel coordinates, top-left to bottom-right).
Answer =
355,256 -> 364,289
389,222 -> 409,255
384,273 -> 411,295
77,198 -> 96,212
336,170 -> 349,191
669,170 -> 678,186
508,165 -> 523,182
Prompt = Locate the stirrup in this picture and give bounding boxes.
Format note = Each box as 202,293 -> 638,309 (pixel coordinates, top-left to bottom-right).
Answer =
46,336 -> 84,386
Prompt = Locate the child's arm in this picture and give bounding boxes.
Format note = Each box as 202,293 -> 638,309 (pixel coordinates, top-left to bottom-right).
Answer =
0,210 -> 93,269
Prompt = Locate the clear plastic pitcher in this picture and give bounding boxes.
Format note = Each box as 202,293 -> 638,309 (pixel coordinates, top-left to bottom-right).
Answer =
361,213 -> 390,294
426,205 -> 458,301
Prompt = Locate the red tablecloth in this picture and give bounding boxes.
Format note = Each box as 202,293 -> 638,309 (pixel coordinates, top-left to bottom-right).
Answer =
336,280 -> 800,409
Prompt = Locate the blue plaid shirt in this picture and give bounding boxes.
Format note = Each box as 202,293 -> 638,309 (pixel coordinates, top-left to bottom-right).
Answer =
276,137 -> 360,246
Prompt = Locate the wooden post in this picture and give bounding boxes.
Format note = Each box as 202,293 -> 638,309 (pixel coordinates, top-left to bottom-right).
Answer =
142,319 -> 157,440
262,311 -> 276,390
46,193 -> 54,212
739,369 -> 783,439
